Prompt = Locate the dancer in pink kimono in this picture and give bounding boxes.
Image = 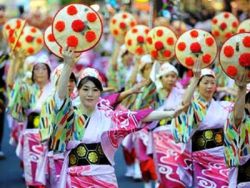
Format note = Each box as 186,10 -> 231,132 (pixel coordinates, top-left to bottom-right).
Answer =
224,78 -> 250,188
172,66 -> 232,187
150,63 -> 185,188
51,49 -> 185,188
7,54 -> 53,188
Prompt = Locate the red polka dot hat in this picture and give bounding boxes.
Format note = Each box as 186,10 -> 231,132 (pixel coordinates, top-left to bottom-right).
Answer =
3,18 -> 26,50
211,12 -> 239,44
15,25 -> 44,56
109,11 -> 137,43
124,25 -> 150,56
219,33 -> 250,82
237,19 -> 250,33
44,25 -> 81,58
175,29 -> 217,69
146,26 -> 177,61
52,3 -> 103,52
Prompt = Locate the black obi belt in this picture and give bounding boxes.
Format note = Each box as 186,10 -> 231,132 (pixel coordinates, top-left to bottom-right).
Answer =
27,112 -> 40,129
69,143 -> 111,167
192,128 -> 224,152
238,159 -> 250,183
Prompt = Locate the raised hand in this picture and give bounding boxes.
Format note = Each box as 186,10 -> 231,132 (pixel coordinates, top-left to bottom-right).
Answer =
62,47 -> 77,67
131,80 -> 148,94
173,103 -> 189,118
192,59 -> 202,78
235,70 -> 248,88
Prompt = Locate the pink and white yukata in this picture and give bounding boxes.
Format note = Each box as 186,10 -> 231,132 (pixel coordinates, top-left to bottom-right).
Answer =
150,87 -> 185,187
51,92 -> 152,188
172,95 -> 233,187
8,81 -> 52,187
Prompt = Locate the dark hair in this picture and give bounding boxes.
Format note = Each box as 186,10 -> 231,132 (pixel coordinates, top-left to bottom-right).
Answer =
69,72 -> 77,83
246,91 -> 250,104
121,50 -> 129,58
77,76 -> 103,92
31,63 -> 51,82
197,75 -> 215,86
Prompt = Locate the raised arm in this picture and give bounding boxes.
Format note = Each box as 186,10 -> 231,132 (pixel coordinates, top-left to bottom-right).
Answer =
117,80 -> 147,103
233,74 -> 248,127
6,51 -> 24,88
57,48 -> 76,99
182,60 -> 201,106
110,42 -> 122,70
142,104 -> 186,122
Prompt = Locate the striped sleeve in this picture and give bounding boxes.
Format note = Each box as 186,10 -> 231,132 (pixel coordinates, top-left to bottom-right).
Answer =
224,112 -> 250,167
171,97 -> 207,143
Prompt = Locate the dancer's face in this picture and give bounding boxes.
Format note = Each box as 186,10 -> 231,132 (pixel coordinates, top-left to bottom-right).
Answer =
78,80 -> 101,109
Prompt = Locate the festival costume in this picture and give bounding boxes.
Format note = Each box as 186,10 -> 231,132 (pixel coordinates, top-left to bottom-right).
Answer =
172,94 -> 232,187
224,112 -> 250,187
8,80 -> 52,186
50,91 -> 152,187
152,87 -> 185,187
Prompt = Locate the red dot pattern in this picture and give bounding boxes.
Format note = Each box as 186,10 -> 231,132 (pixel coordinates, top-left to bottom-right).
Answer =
151,50 -> 158,58
67,5 -> 78,16
212,18 -> 217,24
155,41 -> 164,50
232,21 -> 238,28
163,50 -> 171,57
223,45 -> 234,57
157,29 -> 163,37
127,39 -> 132,46
120,22 -> 126,29
72,20 -> 85,32
224,13 -> 230,18
190,30 -> 199,38
185,57 -> 195,66
202,54 -> 211,64
27,47 -> 34,54
205,37 -> 214,46
67,35 -> 78,47
137,36 -> 144,43
31,27 -> 37,33
167,37 -> 174,45
112,19 -> 116,24
48,34 -> 55,42
178,42 -> 186,51
113,29 -> 119,35
243,36 -> 250,48
85,31 -> 96,42
190,42 -> 201,53
122,14 -> 128,19
132,28 -> 138,33
226,65 -> 238,77
87,12 -> 97,22
220,22 -> 227,31
26,35 -> 34,43
36,38 -> 43,44
55,21 -> 65,32
136,47 -> 144,55
213,30 -> 220,37
147,37 -> 152,44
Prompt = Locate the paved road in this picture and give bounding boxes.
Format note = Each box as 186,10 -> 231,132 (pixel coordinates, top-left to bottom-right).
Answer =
0,119 -> 143,188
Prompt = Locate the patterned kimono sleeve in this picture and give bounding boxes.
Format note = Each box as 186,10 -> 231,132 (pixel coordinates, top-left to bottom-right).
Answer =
101,108 -> 153,164
171,97 -> 207,143
103,93 -> 120,108
39,96 -> 55,142
49,94 -> 74,152
8,82 -> 30,122
224,112 -> 250,167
